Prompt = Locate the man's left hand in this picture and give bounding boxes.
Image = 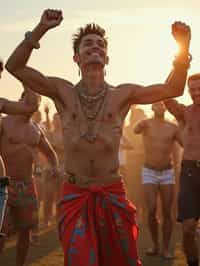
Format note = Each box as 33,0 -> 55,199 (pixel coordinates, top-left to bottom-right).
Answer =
172,21 -> 191,51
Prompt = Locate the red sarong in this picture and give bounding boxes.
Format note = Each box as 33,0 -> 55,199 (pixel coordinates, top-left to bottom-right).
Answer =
58,180 -> 141,266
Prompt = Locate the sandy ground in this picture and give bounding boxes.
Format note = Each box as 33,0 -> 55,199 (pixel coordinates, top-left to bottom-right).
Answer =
0,222 -> 190,266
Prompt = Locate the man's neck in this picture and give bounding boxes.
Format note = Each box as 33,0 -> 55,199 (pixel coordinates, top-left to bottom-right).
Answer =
81,68 -> 105,95
154,114 -> 165,121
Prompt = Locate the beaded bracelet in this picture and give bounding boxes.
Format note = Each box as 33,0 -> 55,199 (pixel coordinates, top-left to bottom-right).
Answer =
24,31 -> 40,49
173,53 -> 192,69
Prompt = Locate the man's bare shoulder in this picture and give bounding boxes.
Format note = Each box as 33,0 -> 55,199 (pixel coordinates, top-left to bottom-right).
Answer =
106,84 -> 116,93
115,83 -> 141,94
48,77 -> 74,91
110,83 -> 141,104
137,118 -> 151,127
116,83 -> 141,89
164,119 -> 179,129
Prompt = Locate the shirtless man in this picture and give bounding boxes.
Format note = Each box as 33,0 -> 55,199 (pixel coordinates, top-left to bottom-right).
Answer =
164,73 -> 200,266
124,107 -> 147,219
134,102 -> 182,259
5,9 -> 191,265
0,60 -> 40,242
0,89 -> 59,266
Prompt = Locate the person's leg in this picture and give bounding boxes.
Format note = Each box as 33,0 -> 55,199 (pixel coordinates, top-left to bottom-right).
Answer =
16,228 -> 30,266
30,176 -> 40,245
143,184 -> 159,254
43,182 -> 54,226
30,215 -> 40,246
177,162 -> 200,266
0,205 -> 10,253
0,184 -> 8,254
14,204 -> 37,265
0,236 -> 5,253
182,219 -> 199,266
160,184 -> 175,258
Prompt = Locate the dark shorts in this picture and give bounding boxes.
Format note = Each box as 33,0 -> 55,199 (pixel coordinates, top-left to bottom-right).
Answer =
178,160 -> 200,222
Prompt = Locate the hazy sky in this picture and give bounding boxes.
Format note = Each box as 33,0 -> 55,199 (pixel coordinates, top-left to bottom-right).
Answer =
1,0 -> 200,118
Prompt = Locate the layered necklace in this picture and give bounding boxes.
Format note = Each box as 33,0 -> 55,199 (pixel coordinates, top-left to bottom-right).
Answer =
75,80 -> 108,143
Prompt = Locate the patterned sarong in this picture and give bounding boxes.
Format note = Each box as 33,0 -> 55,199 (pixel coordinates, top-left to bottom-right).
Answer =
58,180 -> 141,266
7,178 -> 38,230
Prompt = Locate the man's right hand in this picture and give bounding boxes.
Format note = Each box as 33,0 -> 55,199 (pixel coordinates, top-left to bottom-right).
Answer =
39,9 -> 63,31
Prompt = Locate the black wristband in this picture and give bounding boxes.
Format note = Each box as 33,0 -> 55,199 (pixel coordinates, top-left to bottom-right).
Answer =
24,31 -> 40,49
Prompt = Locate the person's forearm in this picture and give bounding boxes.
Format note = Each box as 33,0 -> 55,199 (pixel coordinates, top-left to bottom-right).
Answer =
6,23 -> 47,74
165,54 -> 190,98
0,98 -> 37,115
165,22 -> 191,98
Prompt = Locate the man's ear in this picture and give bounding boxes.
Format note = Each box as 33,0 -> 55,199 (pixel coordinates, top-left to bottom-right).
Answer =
73,54 -> 79,63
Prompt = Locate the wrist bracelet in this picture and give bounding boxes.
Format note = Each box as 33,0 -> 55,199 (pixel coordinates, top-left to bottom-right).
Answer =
173,53 -> 192,69
24,31 -> 40,49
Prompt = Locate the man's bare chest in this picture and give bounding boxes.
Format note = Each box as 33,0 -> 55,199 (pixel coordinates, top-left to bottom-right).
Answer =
62,105 -> 123,134
3,122 -> 40,147
57,85 -> 127,146
185,109 -> 200,136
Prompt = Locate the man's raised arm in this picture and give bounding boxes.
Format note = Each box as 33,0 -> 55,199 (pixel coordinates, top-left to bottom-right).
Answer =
120,22 -> 191,105
0,88 -> 41,115
5,9 -> 63,99
164,99 -> 186,123
164,21 -> 191,96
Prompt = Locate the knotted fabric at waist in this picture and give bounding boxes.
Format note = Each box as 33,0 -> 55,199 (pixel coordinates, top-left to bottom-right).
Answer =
63,172 -> 121,187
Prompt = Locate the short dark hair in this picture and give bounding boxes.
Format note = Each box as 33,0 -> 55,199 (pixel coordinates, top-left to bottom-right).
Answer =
188,73 -> 200,87
72,23 -> 108,54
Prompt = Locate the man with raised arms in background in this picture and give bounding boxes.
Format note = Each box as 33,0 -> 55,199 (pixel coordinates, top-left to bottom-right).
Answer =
164,73 -> 200,266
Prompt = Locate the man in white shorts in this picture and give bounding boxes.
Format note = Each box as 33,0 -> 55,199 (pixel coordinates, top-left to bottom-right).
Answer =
134,102 -> 182,259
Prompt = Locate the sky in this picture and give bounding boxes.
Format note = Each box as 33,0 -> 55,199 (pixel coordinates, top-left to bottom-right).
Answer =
1,0 -> 200,119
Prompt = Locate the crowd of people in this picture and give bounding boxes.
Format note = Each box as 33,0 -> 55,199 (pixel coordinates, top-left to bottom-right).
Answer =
0,8 -> 199,266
